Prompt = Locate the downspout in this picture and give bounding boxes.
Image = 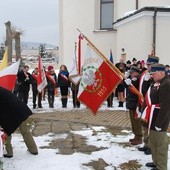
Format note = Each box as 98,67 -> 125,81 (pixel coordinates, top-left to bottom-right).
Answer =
136,0 -> 139,10
153,10 -> 157,56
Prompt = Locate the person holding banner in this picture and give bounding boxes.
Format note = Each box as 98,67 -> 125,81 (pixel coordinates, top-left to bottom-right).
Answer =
125,66 -> 143,145
144,64 -> 170,170
32,67 -> 42,109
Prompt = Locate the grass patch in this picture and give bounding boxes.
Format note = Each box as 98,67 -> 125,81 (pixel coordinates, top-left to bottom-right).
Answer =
119,160 -> 142,170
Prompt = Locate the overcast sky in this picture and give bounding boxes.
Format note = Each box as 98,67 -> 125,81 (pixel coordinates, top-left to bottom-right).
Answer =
0,0 -> 59,45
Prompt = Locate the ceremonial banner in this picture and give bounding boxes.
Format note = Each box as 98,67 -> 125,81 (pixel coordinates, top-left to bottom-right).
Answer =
69,56 -> 81,85
0,59 -> 20,91
78,45 -> 122,114
37,55 -> 47,92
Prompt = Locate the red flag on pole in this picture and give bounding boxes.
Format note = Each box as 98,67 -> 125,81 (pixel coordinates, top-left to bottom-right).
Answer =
0,60 -> 20,91
78,45 -> 122,114
78,34 -> 83,74
37,55 -> 47,92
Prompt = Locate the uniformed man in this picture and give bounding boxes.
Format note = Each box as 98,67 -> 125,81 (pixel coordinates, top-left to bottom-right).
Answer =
144,64 -> 170,170
125,66 -> 143,145
138,55 -> 159,155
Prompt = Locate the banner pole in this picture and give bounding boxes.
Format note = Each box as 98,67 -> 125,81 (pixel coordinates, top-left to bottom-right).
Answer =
76,28 -> 144,101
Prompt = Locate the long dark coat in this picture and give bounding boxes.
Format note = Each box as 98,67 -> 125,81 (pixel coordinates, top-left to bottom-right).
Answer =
0,87 -> 32,135
149,77 -> 170,131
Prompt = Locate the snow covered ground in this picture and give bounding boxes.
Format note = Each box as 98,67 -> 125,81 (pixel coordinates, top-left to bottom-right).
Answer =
0,85 -> 170,170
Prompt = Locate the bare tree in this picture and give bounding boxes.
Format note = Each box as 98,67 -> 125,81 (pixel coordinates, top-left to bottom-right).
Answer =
11,25 -> 24,63
5,21 -> 13,64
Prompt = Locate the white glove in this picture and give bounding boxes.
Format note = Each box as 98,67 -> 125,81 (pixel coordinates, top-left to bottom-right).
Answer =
144,72 -> 151,81
155,126 -> 161,131
125,71 -> 130,78
124,78 -> 131,85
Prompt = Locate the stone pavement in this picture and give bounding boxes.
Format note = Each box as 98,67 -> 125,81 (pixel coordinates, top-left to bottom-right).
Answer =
31,109 -> 131,129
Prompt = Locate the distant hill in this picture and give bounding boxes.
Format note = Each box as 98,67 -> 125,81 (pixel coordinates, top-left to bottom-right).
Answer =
20,42 -> 57,50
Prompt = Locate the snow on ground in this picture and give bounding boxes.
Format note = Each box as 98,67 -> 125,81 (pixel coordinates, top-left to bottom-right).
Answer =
2,127 -> 170,170
1,82 -> 169,170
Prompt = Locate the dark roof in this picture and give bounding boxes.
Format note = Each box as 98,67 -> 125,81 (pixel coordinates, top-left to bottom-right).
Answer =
113,6 -> 170,25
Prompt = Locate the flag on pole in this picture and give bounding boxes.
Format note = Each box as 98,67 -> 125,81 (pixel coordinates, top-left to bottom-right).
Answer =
0,59 -> 20,91
37,55 -> 47,92
109,50 -> 114,63
78,45 -> 122,114
0,47 -> 8,71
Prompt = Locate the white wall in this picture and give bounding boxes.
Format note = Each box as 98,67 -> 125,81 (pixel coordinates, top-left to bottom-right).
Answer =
115,0 -> 136,19
139,0 -> 170,8
156,14 -> 170,64
115,11 -> 170,65
59,0 -> 117,70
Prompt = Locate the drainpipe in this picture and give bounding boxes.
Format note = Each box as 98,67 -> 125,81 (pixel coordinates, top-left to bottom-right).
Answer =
153,10 -> 157,56
136,0 -> 139,10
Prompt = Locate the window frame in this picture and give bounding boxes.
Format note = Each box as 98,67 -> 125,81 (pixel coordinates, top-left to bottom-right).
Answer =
100,0 -> 114,30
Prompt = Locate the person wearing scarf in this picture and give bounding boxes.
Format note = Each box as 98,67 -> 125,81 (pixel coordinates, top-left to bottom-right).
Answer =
46,66 -> 57,108
58,65 -> 70,108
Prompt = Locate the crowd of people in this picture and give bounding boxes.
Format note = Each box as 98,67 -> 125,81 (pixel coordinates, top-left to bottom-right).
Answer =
13,64 -> 80,109
0,55 -> 170,170
113,55 -> 170,170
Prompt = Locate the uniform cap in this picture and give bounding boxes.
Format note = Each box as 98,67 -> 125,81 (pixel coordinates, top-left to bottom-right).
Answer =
150,64 -> 165,74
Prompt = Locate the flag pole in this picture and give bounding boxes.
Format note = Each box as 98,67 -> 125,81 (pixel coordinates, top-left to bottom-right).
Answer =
76,28 -> 144,102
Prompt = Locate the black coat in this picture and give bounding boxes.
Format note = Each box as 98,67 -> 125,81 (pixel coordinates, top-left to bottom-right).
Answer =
126,76 -> 140,110
58,72 -> 70,87
0,87 -> 32,135
150,77 -> 170,131
17,70 -> 32,92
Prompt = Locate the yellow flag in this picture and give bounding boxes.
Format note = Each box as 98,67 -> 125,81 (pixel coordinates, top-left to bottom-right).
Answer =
0,47 -> 8,71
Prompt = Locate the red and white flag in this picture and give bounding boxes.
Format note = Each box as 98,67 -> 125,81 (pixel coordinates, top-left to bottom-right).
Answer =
37,55 -> 47,92
0,59 -> 20,91
78,45 -> 122,114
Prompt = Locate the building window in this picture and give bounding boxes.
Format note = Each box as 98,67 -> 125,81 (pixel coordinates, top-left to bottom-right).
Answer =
100,0 -> 114,30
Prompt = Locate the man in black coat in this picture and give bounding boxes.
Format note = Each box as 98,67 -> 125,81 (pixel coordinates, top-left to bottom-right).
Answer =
144,64 -> 170,170
17,65 -> 32,104
0,87 -> 38,158
125,66 -> 143,145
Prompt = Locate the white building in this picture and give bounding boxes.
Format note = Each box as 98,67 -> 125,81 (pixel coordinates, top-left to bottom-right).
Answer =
59,0 -> 170,66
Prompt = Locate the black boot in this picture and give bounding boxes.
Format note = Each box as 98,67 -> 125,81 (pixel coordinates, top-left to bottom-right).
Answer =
118,101 -> 123,107
62,98 -> 67,108
33,104 -> 36,109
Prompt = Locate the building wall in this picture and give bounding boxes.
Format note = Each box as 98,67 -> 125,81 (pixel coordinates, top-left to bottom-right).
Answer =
115,11 -> 170,64
115,0 -> 136,19
139,0 -> 170,8
59,0 -> 117,70
156,14 -> 170,64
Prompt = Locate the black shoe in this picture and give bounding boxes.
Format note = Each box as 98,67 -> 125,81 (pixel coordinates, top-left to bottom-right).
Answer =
38,106 -> 43,108
151,168 -> 159,170
33,105 -> 36,109
144,148 -> 151,155
30,152 -> 38,155
145,162 -> 156,168
138,146 -> 149,152
3,154 -> 13,158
